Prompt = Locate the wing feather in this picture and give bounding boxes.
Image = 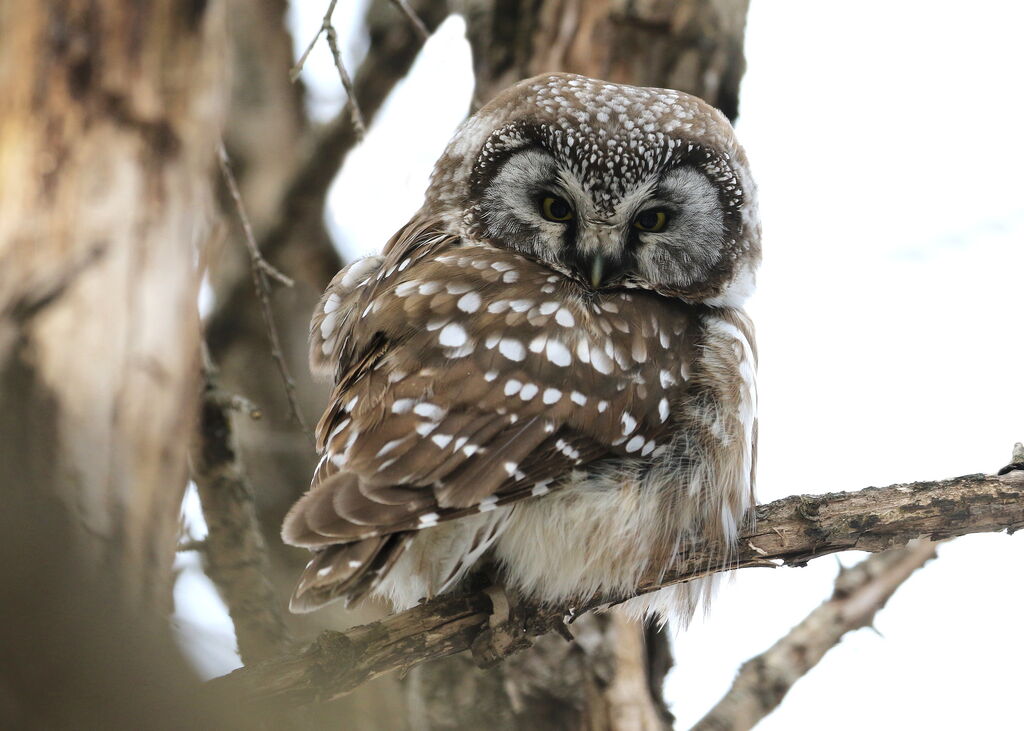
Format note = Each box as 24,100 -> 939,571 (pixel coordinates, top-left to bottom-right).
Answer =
284,221 -> 697,610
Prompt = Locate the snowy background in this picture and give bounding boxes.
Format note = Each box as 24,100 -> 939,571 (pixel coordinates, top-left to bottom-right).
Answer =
176,1 -> 1024,727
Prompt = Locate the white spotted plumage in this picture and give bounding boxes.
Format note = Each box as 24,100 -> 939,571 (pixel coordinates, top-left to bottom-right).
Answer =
285,73 -> 760,625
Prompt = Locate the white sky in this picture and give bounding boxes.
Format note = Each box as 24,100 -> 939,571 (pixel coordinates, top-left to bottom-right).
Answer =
176,2 -> 1024,727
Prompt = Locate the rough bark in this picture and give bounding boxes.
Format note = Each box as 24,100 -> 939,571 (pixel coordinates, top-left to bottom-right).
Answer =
214,469 -> 1024,710
0,0 -> 225,610
191,355 -> 290,664
0,2 -> 248,726
405,612 -> 671,731
458,0 -> 750,117
690,540 -> 939,731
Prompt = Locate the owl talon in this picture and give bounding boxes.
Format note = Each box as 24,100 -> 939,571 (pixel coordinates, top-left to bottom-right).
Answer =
470,585 -> 533,668
485,584 -> 511,626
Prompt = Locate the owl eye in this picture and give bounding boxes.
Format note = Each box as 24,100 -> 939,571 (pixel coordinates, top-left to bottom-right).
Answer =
540,195 -> 574,222
633,210 -> 667,232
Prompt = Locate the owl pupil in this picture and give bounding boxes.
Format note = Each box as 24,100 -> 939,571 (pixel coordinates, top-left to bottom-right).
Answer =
549,199 -> 569,219
637,211 -> 658,228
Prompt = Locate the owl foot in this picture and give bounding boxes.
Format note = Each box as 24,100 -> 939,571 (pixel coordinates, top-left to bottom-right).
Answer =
470,584 -> 534,668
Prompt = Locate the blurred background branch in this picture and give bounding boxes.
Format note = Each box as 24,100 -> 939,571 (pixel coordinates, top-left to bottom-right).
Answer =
690,540 -> 939,731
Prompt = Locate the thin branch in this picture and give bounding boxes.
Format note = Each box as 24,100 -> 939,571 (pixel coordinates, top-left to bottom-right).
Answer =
323,25 -> 366,139
217,144 -> 294,288
690,540 -> 938,731
390,0 -> 431,41
210,468 -> 1024,706
190,352 -> 291,664
217,144 -> 309,434
291,0 -> 366,139
206,0 -> 450,355
289,0 -> 332,81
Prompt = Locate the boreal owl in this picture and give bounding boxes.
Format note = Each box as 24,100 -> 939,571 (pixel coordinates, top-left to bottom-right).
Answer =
282,73 -> 759,623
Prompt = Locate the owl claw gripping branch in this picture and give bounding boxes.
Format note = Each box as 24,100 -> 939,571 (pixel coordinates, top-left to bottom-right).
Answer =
282,73 -> 761,625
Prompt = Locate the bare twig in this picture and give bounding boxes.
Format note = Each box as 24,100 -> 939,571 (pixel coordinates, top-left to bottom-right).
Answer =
190,353 -> 291,664
390,0 -> 431,41
324,26 -> 366,139
211,468 -> 1024,706
217,144 -> 309,434
291,0 -> 366,139
217,144 -> 294,287
690,540 -> 938,731
206,0 -> 450,356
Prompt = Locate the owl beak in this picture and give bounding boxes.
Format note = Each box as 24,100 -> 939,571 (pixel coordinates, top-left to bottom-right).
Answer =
589,255 -> 605,289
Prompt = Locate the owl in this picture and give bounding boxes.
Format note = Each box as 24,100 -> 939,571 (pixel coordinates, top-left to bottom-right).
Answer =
282,73 -> 759,624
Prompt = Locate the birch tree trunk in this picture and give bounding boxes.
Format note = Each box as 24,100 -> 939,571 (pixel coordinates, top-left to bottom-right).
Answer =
0,2 -> 232,724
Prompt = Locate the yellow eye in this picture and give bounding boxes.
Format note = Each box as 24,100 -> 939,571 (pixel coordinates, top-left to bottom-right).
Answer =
541,196 -> 574,222
633,210 -> 667,232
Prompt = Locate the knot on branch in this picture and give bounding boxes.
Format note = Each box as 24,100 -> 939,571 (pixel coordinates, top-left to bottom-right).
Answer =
309,630 -> 361,684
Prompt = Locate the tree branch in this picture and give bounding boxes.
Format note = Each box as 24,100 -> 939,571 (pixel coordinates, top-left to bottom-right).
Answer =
292,0 -> 367,138
217,144 -> 309,435
190,353 -> 291,664
210,469 -> 1024,706
690,539 -> 938,731
206,0 -> 451,356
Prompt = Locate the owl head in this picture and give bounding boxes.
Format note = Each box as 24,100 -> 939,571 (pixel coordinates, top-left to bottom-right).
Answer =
423,73 -> 760,308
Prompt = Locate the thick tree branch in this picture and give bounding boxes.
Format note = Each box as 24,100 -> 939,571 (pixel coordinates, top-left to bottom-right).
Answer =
211,469 -> 1024,706
690,540 -> 938,731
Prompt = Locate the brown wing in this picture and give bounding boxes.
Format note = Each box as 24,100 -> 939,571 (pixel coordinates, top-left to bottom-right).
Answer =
283,219 -> 696,611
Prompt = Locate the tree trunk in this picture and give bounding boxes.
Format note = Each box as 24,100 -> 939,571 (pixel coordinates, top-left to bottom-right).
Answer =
0,0 -> 226,611
460,0 -> 749,119
0,1 -> 240,726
